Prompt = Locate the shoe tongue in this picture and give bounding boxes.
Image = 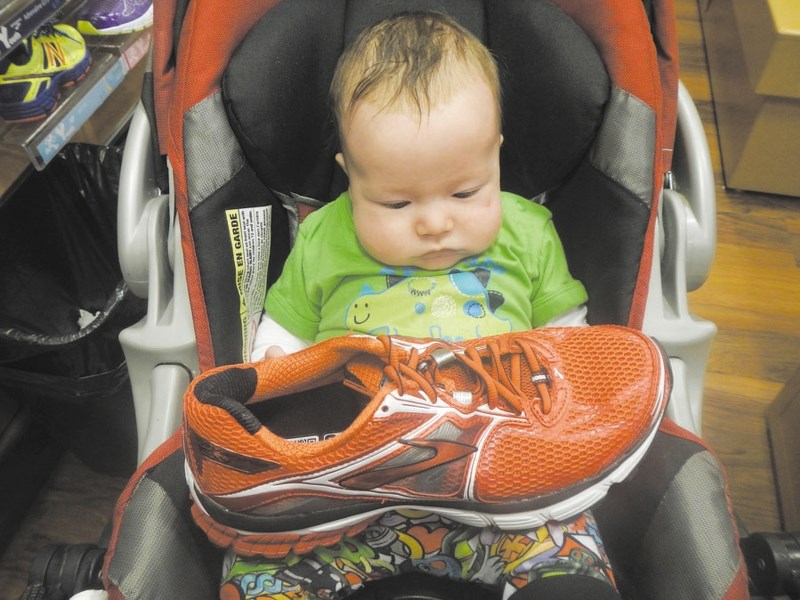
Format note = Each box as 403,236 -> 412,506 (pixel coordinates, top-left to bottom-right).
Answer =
3,41 -> 31,68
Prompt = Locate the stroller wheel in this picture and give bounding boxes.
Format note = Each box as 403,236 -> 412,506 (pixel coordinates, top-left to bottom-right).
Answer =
21,544 -> 105,600
741,532 -> 800,599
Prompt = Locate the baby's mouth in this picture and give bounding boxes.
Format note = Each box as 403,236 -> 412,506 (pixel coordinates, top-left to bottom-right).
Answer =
419,248 -> 464,267
425,248 -> 457,257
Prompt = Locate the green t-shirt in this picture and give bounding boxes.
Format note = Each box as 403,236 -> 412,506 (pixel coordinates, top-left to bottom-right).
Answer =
265,192 -> 587,343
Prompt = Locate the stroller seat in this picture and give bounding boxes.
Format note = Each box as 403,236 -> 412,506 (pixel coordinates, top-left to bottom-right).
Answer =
77,0 -> 750,598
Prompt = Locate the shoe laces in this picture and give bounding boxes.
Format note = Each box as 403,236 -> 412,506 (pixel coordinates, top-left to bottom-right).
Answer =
382,336 -> 553,415
32,24 -> 56,38
33,24 -> 80,44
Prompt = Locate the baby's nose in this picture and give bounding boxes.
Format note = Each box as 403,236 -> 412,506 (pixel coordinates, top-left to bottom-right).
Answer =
416,211 -> 454,237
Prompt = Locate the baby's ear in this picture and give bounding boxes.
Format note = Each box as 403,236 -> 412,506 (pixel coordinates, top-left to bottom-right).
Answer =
335,152 -> 348,175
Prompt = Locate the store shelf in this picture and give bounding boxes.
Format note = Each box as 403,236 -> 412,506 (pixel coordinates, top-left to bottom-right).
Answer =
1,0 -> 151,203
0,27 -> 150,170
0,0 -> 69,61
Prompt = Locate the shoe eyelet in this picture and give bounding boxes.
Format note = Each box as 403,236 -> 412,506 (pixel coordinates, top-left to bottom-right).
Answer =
430,347 -> 457,367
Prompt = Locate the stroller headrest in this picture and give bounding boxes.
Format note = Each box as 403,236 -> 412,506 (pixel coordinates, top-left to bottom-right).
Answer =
223,0 -> 610,201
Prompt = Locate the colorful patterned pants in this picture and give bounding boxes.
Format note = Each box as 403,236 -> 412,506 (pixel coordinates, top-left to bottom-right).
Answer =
220,510 -> 617,600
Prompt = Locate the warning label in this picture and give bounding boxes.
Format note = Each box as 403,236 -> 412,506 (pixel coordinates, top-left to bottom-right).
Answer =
226,206 -> 272,361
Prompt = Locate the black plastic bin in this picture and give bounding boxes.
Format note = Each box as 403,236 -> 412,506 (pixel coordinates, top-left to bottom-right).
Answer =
0,143 -> 145,478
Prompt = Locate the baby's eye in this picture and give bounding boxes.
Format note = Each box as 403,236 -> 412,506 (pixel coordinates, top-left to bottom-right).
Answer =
384,201 -> 410,209
453,188 -> 479,199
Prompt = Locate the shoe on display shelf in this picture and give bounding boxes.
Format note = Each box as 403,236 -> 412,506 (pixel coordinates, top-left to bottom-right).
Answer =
77,0 -> 153,36
183,326 -> 671,558
0,24 -> 91,123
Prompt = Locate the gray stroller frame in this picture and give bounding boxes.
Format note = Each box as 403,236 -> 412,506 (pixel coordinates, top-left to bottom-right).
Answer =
89,1 -> 750,599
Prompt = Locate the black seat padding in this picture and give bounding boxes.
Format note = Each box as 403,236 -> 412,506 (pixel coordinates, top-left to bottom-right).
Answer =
223,0 -> 610,202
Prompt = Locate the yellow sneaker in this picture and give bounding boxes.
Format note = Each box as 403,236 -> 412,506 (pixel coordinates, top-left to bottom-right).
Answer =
0,24 -> 91,122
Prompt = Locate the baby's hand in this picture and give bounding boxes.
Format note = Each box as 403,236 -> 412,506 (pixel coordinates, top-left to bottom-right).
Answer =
265,345 -> 287,359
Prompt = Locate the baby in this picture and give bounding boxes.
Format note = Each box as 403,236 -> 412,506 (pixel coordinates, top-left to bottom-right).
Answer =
253,12 -> 588,357
234,11 -> 623,600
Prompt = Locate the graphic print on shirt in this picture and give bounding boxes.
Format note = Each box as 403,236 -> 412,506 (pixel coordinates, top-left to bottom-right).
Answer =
344,267 -> 512,341
221,511 -> 616,599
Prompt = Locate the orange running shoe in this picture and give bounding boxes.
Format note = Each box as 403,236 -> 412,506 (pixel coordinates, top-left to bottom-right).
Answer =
183,326 -> 670,557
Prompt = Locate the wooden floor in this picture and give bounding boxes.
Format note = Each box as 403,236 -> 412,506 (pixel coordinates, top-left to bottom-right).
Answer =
0,1 -> 798,598
675,0 -> 800,534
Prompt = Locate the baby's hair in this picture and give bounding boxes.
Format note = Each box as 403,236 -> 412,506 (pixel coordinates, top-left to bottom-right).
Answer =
330,11 -> 501,134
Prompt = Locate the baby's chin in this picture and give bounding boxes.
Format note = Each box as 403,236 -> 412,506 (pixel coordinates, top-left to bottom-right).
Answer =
373,245 -> 487,271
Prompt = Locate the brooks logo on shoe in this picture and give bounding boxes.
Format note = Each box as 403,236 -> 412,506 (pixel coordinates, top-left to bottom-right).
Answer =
339,439 -> 477,490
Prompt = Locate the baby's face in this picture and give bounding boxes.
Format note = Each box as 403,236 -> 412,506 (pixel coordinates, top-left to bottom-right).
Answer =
337,78 -> 503,271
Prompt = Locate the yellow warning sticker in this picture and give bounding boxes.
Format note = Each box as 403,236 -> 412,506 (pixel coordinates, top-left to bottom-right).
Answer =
225,206 -> 272,361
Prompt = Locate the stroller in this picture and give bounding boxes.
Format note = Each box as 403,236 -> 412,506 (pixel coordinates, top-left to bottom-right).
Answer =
23,0 -> 758,598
